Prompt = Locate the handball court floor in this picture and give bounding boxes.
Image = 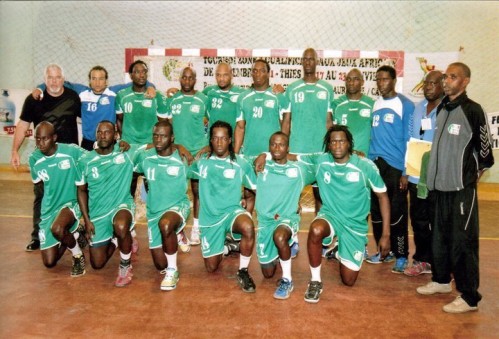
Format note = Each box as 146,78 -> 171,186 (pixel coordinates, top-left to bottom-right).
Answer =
1,168 -> 498,338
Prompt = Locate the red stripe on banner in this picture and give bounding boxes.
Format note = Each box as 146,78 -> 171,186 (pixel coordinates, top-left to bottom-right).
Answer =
200,49 -> 218,57
271,49 -> 288,57
342,50 -> 361,58
165,49 -> 183,56
235,49 -> 253,57
380,50 -> 405,76
125,48 -> 148,71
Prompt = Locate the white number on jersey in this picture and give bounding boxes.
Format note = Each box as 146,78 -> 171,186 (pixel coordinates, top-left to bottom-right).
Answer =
294,91 -> 305,103
211,98 -> 223,109
86,102 -> 98,112
146,167 -> 156,181
252,106 -> 263,119
91,167 -> 99,179
372,115 -> 380,127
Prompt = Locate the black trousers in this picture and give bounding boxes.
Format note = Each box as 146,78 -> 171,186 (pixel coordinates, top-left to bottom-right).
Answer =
31,182 -> 44,241
431,185 -> 481,306
370,157 -> 408,258
409,183 -> 432,264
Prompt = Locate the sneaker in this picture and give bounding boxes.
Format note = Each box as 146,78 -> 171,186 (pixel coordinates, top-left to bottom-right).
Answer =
274,278 -> 294,300
115,264 -> 133,287
71,253 -> 86,277
190,226 -> 201,246
404,261 -> 431,276
236,268 -> 256,293
177,231 -> 191,253
304,281 -> 323,303
416,281 -> 452,295
25,239 -> 40,252
223,236 -> 240,256
290,242 -> 299,259
363,247 -> 369,261
391,257 -> 408,274
76,223 -> 88,250
443,296 -> 478,313
324,242 -> 338,261
366,251 -> 395,264
160,267 -> 180,291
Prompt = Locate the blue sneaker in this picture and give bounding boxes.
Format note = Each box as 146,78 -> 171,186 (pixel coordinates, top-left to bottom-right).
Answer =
366,251 -> 395,264
290,242 -> 299,259
391,257 -> 408,274
274,278 -> 294,300
363,247 -> 369,261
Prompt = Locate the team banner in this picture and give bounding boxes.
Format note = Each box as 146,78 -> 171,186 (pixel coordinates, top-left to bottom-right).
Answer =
125,48 -> 405,99
488,112 -> 499,149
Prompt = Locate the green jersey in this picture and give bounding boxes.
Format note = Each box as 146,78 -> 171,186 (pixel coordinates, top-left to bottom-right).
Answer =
115,88 -> 168,145
190,154 -> 256,223
285,79 -> 334,153
166,91 -> 209,154
236,87 -> 289,156
299,153 -> 386,230
29,143 -> 86,218
255,160 -> 315,222
77,143 -> 134,219
332,95 -> 375,155
134,148 -> 190,219
203,85 -> 245,136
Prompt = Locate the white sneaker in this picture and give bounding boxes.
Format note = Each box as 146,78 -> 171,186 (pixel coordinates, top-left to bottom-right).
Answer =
177,231 -> 191,253
190,226 -> 201,246
443,296 -> 478,313
417,281 -> 452,295
160,267 -> 180,291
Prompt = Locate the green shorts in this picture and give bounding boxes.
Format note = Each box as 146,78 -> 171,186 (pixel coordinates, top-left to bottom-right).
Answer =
39,202 -> 81,250
147,200 -> 191,249
90,198 -> 135,247
199,207 -> 249,258
256,216 -> 299,264
315,210 -> 367,271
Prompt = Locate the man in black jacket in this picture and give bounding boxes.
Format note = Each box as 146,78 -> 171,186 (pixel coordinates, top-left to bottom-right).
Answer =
416,62 -> 494,313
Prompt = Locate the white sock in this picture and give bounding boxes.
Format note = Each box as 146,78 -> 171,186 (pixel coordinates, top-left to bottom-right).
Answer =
193,218 -> 199,230
310,265 -> 321,282
68,243 -> 82,256
120,251 -> 131,261
280,258 -> 292,281
239,254 -> 251,270
166,252 -> 178,270
73,231 -> 80,241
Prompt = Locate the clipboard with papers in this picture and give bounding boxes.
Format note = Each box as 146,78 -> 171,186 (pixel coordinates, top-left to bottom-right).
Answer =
405,138 -> 432,177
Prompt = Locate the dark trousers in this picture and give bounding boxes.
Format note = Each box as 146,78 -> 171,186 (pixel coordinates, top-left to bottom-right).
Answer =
431,185 -> 481,306
31,182 -> 44,241
370,157 -> 408,258
409,183 -> 432,263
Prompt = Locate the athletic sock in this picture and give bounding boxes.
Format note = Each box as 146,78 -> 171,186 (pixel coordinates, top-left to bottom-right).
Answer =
166,252 -> 178,270
68,243 -> 82,256
239,254 -> 251,270
280,258 -> 292,281
310,265 -> 321,282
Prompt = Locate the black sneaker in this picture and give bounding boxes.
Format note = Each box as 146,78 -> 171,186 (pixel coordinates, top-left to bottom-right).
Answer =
223,236 -> 240,256
304,281 -> 323,303
71,253 -> 86,277
236,268 -> 256,293
324,243 -> 338,261
25,239 -> 40,252
76,223 -> 88,250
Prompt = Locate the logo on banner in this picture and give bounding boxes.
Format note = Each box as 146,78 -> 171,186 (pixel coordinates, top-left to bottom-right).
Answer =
411,57 -> 437,97
163,59 -> 193,81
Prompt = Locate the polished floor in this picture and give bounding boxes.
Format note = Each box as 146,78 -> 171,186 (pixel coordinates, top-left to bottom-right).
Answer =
1,171 -> 498,338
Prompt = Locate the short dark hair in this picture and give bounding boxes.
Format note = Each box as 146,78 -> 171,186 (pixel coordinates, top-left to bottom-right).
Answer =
154,120 -> 173,134
128,60 -> 148,74
253,58 -> 270,73
448,62 -> 471,78
323,125 -> 354,154
88,65 -> 108,80
269,131 -> 289,146
377,65 -> 396,79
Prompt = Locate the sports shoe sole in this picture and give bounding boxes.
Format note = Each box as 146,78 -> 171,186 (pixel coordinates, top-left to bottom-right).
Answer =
274,285 -> 294,300
161,279 -> 179,291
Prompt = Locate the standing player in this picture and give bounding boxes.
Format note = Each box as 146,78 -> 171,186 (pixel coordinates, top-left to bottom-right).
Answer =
190,120 -> 257,293
255,132 -> 314,299
366,65 -> 414,274
234,59 -> 289,215
332,68 -> 375,156
281,48 -> 335,258
203,62 -> 245,137
134,121 -> 191,291
166,67 -> 209,246
29,122 -> 86,277
77,121 -> 135,287
298,125 -> 390,303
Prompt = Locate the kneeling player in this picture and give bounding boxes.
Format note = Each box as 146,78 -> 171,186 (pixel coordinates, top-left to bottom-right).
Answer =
134,121 -> 190,290
299,125 -> 390,303
77,121 -> 136,287
190,121 -> 257,293
29,122 -> 87,277
255,132 -> 314,299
